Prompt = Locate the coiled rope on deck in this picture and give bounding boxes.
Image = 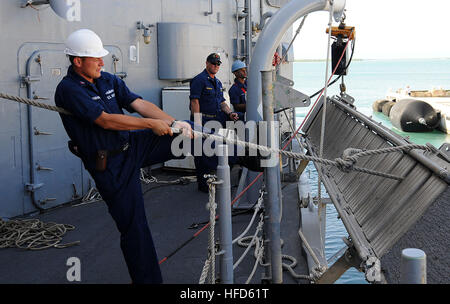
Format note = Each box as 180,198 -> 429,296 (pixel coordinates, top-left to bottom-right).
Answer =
0,218 -> 79,250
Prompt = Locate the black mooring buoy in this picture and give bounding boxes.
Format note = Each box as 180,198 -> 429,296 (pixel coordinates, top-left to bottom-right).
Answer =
389,99 -> 440,132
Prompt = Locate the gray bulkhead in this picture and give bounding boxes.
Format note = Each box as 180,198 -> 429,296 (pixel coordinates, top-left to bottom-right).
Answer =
0,0 -> 293,218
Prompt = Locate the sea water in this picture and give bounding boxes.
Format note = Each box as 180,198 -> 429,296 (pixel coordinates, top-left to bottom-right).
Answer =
293,58 -> 450,284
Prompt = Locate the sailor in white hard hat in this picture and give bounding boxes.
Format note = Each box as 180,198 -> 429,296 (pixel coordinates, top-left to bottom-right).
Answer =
55,28 -> 193,284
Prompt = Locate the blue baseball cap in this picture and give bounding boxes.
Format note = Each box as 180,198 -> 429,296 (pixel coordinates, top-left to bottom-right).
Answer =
207,53 -> 222,65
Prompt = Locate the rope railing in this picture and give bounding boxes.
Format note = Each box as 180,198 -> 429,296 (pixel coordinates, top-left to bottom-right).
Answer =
0,92 -> 71,115
234,213 -> 264,271
235,215 -> 317,283
232,190 -> 264,245
191,129 -> 431,181
199,175 -> 220,284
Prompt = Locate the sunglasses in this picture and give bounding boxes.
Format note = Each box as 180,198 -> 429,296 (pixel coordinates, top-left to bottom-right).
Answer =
208,61 -> 221,66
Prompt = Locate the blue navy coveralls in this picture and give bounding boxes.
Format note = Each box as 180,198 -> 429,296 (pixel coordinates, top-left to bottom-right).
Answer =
228,78 -> 247,121
189,69 -> 229,187
55,66 -> 181,284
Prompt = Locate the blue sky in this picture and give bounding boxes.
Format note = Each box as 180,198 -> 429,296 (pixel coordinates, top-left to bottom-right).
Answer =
293,0 -> 450,60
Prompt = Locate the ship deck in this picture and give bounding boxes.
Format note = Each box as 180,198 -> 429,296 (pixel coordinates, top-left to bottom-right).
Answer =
0,167 -> 310,284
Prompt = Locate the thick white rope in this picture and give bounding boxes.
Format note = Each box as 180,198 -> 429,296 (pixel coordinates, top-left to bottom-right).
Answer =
233,213 -> 264,271
298,228 -> 322,267
192,129 -> 430,181
199,258 -> 211,285
140,169 -> 196,185
0,92 -> 71,115
199,175 -> 218,284
232,191 -> 264,245
282,255 -> 313,281
245,236 -> 264,284
0,218 -> 79,250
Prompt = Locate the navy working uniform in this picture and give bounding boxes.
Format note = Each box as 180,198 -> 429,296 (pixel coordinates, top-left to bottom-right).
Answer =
55,66 -> 183,283
189,68 -> 230,189
189,69 -> 227,126
228,78 -> 247,121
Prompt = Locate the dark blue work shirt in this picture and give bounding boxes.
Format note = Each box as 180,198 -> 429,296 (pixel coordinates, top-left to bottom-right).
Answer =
228,78 -> 247,108
189,69 -> 226,115
55,66 -> 141,170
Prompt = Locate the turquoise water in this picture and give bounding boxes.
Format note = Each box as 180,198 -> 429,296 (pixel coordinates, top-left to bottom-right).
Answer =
293,58 -> 450,284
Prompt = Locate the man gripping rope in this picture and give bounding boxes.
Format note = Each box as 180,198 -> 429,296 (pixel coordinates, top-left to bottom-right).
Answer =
55,29 -> 194,284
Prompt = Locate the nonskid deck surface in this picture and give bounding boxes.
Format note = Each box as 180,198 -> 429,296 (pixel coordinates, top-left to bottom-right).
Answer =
0,168 -> 309,284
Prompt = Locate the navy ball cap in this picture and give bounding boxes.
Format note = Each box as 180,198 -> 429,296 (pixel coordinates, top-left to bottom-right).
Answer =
207,53 -> 221,65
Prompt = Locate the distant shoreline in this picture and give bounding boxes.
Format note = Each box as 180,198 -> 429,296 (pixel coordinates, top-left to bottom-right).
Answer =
295,58 -> 363,62
294,58 -> 450,62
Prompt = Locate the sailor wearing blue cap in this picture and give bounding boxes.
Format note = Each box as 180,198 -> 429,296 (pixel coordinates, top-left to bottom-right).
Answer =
55,29 -> 194,284
189,53 -> 239,192
228,60 -> 247,121
189,53 -> 239,126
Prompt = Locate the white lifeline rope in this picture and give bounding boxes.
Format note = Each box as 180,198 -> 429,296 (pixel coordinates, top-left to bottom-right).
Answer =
297,228 -> 327,280
232,191 -> 264,245
0,92 -> 71,115
140,169 -> 197,185
233,213 -> 264,271
187,129 -> 430,181
245,229 -> 264,284
199,175 -> 218,284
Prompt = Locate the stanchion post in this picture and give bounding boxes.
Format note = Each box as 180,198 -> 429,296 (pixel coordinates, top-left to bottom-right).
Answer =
261,70 -> 283,283
217,144 -> 233,283
400,248 -> 427,284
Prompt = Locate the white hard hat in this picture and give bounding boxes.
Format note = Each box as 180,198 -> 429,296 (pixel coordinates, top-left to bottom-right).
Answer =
64,29 -> 109,58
